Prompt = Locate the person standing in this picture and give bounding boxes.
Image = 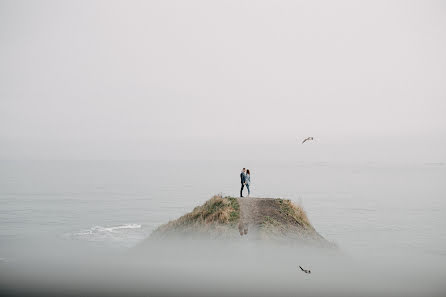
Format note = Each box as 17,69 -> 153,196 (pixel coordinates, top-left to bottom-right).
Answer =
240,168 -> 246,197
245,169 -> 251,197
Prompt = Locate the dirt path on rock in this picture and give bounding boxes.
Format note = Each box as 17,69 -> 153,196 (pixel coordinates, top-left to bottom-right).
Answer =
237,198 -> 278,236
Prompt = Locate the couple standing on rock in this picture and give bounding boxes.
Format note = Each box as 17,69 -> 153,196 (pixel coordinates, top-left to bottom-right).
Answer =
240,168 -> 251,197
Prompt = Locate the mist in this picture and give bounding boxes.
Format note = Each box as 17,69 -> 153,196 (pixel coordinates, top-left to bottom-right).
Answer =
1,238 -> 445,297
1,0 -> 446,162
1,1 -> 446,296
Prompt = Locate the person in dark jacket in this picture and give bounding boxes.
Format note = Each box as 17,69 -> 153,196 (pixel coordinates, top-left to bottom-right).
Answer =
240,168 -> 246,197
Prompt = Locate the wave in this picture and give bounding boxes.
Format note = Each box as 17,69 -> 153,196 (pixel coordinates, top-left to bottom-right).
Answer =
66,223 -> 145,247
76,224 -> 142,235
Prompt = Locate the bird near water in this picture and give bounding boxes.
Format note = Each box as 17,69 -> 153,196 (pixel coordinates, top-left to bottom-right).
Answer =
299,266 -> 311,274
302,137 -> 314,144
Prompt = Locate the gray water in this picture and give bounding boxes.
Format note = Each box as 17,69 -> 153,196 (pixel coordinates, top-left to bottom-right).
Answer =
1,160 -> 445,296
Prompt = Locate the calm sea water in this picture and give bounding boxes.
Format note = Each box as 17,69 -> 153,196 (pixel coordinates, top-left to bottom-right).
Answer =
1,160 -> 445,259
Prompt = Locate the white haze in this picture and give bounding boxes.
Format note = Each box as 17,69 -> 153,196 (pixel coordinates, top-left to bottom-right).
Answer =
1,239 -> 446,297
1,1 -> 446,297
1,0 -> 446,162
0,160 -> 445,296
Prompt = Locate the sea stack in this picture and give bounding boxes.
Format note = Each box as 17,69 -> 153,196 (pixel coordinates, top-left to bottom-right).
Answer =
148,195 -> 333,247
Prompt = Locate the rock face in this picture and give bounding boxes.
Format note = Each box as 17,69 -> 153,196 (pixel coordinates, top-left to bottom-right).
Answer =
149,195 -> 331,246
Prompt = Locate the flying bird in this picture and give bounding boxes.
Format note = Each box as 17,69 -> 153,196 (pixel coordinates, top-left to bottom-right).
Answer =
302,137 -> 314,144
299,266 -> 311,274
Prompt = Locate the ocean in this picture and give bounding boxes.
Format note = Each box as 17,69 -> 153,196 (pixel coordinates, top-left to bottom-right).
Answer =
1,160 -> 445,255
1,160 -> 445,296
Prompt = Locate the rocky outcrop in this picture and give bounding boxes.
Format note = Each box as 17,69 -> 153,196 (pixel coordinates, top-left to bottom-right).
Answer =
149,195 -> 332,246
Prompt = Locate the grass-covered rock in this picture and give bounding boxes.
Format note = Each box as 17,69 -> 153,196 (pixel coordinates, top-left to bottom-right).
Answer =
149,194 -> 332,246
150,195 -> 241,239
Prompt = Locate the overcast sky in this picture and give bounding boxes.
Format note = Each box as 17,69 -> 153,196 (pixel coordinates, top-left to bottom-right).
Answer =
1,0 -> 445,161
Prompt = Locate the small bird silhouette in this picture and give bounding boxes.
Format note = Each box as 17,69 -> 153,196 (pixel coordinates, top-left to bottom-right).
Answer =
302,137 -> 314,144
299,266 -> 311,274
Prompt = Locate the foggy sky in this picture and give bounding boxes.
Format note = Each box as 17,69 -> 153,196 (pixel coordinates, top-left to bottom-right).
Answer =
1,0 -> 445,161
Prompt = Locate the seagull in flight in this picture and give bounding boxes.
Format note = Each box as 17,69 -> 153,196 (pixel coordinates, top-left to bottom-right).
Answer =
302,137 -> 314,144
299,266 -> 311,274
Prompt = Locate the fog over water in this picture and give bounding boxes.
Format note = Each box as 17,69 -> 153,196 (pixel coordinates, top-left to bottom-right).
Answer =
1,0 -> 446,296
1,160 -> 445,296
1,0 -> 446,162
